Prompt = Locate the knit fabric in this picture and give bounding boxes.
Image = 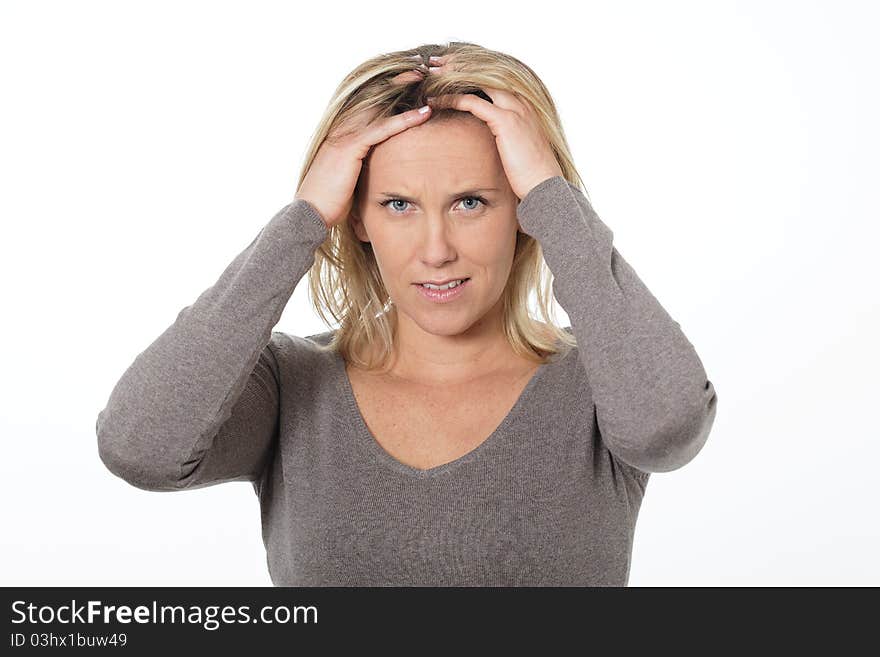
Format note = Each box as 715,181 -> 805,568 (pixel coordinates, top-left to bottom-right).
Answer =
96,175 -> 718,586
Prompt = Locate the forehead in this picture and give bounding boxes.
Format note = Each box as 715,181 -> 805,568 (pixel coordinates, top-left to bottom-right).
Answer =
364,114 -> 503,186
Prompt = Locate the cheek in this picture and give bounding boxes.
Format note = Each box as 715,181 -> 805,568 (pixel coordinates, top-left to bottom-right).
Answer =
366,219 -> 517,277
471,227 -> 518,262
365,231 -> 410,279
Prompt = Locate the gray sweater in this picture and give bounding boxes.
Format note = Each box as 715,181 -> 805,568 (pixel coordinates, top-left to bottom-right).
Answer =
96,175 -> 718,586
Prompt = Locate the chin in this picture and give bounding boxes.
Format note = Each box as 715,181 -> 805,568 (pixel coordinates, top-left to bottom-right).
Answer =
403,308 -> 476,337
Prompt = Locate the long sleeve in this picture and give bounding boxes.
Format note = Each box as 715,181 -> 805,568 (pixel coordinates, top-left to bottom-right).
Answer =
95,199 -> 329,491
516,175 -> 718,474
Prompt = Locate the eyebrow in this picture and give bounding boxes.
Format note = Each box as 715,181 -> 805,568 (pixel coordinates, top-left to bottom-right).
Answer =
378,188 -> 500,202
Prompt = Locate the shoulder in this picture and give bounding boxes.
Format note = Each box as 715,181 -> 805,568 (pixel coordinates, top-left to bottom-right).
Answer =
541,325 -> 588,385
266,328 -> 339,370
544,325 -> 578,363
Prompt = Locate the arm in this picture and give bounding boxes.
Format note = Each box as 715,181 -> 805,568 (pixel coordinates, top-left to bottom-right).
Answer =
95,199 -> 329,491
516,176 -> 718,474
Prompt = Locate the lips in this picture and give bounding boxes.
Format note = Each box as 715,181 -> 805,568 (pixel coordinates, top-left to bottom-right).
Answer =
415,277 -> 471,302
415,277 -> 470,285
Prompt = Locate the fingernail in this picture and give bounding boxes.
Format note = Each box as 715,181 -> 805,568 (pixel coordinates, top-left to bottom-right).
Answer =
429,55 -> 443,63
418,105 -> 430,114
428,66 -> 441,73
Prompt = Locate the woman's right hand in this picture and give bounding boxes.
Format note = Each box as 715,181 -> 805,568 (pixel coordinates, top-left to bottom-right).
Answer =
295,71 -> 433,229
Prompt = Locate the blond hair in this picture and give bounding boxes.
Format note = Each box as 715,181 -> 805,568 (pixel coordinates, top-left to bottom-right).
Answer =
298,41 -> 582,371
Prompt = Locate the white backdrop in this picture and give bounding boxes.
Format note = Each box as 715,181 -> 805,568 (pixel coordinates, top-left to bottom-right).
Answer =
1,0 -> 876,586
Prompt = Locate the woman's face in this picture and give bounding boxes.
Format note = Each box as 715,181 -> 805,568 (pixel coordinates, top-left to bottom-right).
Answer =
352,113 -> 522,337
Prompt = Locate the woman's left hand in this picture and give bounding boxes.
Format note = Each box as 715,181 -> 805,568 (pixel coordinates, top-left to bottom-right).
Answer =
425,67 -> 564,202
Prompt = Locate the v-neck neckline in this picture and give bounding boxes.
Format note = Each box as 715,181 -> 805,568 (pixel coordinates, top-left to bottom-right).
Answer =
335,350 -> 554,480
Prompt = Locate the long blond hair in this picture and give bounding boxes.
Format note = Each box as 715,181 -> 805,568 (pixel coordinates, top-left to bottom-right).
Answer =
298,41 -> 582,371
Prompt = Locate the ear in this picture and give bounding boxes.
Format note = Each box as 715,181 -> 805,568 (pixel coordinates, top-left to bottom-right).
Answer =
350,208 -> 370,243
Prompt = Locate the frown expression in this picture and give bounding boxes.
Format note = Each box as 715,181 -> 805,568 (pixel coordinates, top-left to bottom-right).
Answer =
352,113 -> 521,336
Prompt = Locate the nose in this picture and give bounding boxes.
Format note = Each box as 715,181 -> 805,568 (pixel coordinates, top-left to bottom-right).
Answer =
416,214 -> 459,265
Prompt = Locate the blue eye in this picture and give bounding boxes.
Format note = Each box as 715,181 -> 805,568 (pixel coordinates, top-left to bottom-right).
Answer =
459,196 -> 485,211
379,195 -> 488,214
381,198 -> 411,213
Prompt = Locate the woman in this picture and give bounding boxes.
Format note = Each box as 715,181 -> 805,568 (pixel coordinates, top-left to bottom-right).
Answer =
96,42 -> 718,586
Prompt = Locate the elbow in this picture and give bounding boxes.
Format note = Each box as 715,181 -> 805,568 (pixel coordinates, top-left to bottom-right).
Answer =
96,410 -> 186,492
614,379 -> 719,474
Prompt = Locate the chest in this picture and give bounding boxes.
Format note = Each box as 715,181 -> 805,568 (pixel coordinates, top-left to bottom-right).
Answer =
345,362 -> 541,471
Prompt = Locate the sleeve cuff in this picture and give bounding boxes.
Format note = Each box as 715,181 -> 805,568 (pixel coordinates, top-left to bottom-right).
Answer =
516,175 -> 590,234
283,198 -> 330,246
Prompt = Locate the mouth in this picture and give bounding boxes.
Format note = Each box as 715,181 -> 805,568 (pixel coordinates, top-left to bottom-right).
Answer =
413,277 -> 472,302
413,277 -> 471,289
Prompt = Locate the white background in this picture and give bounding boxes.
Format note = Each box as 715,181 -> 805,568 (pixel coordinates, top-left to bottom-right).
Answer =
1,0 -> 877,586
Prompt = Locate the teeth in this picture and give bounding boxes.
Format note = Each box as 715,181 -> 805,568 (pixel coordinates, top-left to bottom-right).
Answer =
422,279 -> 465,290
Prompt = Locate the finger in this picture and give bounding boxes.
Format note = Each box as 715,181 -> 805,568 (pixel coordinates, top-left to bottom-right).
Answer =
408,53 -> 432,73
409,53 -> 441,69
427,55 -> 455,74
359,104 -> 432,149
467,86 -> 526,113
479,86 -> 527,111
390,69 -> 424,86
426,92 -> 510,129
429,87 -> 526,118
